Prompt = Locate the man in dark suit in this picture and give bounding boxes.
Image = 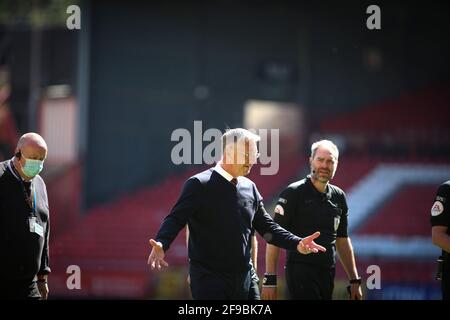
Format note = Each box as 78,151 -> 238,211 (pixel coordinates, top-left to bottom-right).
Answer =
148,128 -> 325,300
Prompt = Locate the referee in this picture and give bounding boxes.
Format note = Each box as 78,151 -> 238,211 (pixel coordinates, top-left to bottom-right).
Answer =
262,140 -> 362,300
431,181 -> 450,300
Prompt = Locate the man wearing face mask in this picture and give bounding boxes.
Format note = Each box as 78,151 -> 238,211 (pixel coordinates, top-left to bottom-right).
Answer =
0,132 -> 50,299
262,140 -> 362,300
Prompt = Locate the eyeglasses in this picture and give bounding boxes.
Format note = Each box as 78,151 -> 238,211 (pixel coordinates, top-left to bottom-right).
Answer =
242,152 -> 260,159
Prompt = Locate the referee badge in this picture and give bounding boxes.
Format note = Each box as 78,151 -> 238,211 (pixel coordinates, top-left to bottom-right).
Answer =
334,216 -> 340,231
431,201 -> 444,216
274,204 -> 284,216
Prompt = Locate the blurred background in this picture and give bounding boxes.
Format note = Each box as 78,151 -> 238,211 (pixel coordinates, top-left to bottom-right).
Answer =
1,0 -> 450,299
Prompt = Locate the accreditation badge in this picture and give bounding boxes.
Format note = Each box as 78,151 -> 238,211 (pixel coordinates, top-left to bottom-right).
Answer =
29,216 -> 44,237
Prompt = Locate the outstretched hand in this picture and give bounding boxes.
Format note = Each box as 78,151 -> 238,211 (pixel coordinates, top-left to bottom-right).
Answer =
297,231 -> 326,255
147,239 -> 169,271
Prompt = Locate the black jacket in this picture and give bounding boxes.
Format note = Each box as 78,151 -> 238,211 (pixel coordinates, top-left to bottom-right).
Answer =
156,168 -> 301,273
0,160 -> 51,281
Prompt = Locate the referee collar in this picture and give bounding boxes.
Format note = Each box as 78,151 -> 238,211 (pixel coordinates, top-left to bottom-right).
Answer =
306,175 -> 332,201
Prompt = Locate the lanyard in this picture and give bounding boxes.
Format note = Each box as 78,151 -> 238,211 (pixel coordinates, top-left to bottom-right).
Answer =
19,177 -> 35,215
32,184 -> 37,214
9,160 -> 36,215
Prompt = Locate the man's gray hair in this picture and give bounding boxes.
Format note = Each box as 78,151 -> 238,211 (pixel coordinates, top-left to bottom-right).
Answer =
311,139 -> 339,160
222,128 -> 260,152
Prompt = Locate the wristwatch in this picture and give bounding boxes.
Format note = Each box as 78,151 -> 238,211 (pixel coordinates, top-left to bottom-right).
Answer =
349,277 -> 362,285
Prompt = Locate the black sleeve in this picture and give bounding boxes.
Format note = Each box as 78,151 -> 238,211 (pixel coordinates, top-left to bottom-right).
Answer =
253,201 -> 301,251
155,177 -> 202,251
273,186 -> 297,229
336,192 -> 349,238
38,180 -> 51,275
430,182 -> 450,227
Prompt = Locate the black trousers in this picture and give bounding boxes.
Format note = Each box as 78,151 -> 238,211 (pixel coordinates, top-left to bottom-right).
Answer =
442,258 -> 450,300
1,279 -> 41,299
189,264 -> 253,300
285,262 -> 335,300
248,267 -> 260,300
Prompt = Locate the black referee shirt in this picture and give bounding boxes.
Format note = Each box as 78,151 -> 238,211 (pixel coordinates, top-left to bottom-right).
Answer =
431,181 -> 450,253
273,176 -> 349,268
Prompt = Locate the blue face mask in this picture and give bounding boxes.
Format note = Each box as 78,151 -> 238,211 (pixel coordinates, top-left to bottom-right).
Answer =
21,157 -> 44,178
